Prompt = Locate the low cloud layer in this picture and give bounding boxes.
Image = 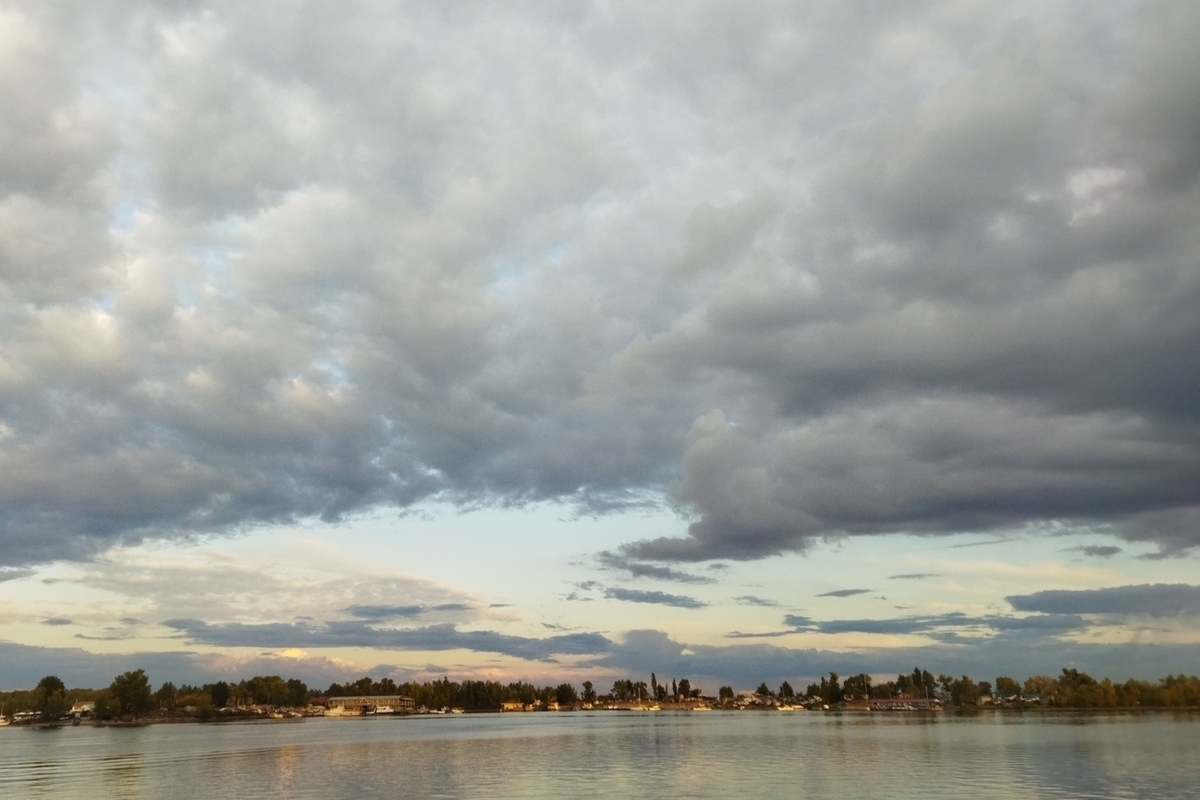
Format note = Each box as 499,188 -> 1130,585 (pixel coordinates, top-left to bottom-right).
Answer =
1006,584 -> 1200,618
783,611 -> 1089,640
8,623 -> 1198,692
164,619 -> 612,663
0,1 -> 1198,566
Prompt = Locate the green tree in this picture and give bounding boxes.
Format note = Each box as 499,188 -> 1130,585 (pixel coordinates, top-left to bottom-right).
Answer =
951,676 -> 980,707
93,691 -> 115,720
677,678 -> 692,699
779,681 -> 795,701
555,683 -> 578,706
286,678 -> 308,708
1023,675 -> 1055,703
110,669 -> 154,718
718,686 -> 735,703
995,676 -> 1021,700
843,673 -> 872,700
156,681 -> 177,711
208,681 -> 231,709
825,672 -> 842,704
581,681 -> 596,703
755,682 -> 772,699
35,675 -> 67,721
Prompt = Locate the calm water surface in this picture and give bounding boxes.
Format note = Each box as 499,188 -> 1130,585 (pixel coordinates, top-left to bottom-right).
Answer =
1,711 -> 1197,799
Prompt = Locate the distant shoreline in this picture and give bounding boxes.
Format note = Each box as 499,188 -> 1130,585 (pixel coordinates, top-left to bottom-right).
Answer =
6,704 -> 1199,730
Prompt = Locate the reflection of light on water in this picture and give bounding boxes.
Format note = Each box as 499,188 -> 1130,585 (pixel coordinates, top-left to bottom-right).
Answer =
273,744 -> 301,790
103,752 -> 144,799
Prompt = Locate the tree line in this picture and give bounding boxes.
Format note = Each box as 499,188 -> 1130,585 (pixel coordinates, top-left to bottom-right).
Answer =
738,667 -> 1200,709
5,666 -> 1200,722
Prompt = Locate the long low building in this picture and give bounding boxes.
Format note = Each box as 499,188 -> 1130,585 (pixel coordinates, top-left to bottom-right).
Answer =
869,698 -> 942,710
326,695 -> 415,715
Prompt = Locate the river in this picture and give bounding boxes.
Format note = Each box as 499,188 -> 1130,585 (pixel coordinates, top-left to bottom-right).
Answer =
2,710 -> 1197,798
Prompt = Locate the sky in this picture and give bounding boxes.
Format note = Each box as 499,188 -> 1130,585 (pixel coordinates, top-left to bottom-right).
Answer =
1,0 -> 1199,693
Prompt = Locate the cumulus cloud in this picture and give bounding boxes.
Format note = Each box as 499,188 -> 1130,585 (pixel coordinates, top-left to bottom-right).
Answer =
0,1 -> 1197,567
33,544 -> 491,644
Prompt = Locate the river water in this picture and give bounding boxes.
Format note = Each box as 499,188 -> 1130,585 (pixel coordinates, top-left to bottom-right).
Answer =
1,710 -> 1197,799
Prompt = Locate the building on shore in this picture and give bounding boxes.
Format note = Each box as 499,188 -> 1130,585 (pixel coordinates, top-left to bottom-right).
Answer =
326,695 -> 415,716
70,701 -> 95,717
869,698 -> 942,711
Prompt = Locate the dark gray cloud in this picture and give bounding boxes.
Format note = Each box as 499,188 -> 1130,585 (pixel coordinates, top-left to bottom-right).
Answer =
733,595 -> 779,607
889,573 -> 941,580
782,611 -> 1091,639
1006,584 -> 1200,617
0,568 -> 34,582
1061,545 -> 1123,558
595,552 -> 715,584
163,619 -> 613,661
42,617 -> 73,626
343,605 -> 426,620
602,588 -> 707,609
725,630 -> 793,639
0,2 -> 1197,567
816,589 -> 872,598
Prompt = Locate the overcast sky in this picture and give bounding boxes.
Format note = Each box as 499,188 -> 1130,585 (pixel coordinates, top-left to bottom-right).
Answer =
2,0 -> 1199,692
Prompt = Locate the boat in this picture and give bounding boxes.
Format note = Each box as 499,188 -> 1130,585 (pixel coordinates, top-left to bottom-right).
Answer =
450,708 -> 465,714
691,705 -> 712,711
